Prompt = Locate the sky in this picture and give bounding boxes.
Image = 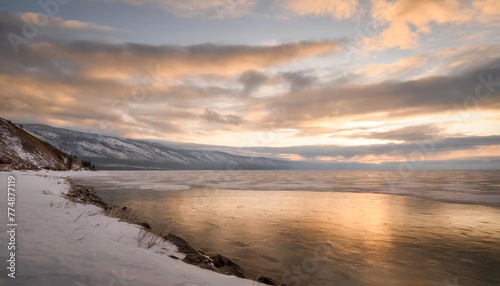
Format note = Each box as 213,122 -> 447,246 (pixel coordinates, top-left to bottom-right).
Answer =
0,0 -> 499,167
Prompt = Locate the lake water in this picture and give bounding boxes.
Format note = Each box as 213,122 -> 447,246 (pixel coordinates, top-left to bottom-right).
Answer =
72,170 -> 500,286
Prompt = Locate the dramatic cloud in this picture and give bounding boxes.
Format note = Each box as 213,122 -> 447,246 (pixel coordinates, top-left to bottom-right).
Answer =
1,3 -> 499,166
1,39 -> 338,81
264,57 -> 500,123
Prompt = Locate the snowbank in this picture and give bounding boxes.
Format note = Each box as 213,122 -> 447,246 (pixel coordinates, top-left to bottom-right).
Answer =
0,171 -> 258,286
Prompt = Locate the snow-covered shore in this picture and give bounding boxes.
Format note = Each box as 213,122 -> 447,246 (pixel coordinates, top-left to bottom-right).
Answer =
0,171 -> 259,286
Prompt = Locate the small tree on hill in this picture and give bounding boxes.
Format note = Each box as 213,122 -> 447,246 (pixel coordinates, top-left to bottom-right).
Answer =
67,155 -> 73,170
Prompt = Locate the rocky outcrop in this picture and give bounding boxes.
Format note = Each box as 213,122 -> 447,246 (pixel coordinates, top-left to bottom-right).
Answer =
0,117 -> 81,170
65,184 -> 108,209
164,233 -> 246,279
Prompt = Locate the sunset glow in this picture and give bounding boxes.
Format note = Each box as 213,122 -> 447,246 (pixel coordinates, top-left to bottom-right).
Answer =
1,0 -> 499,167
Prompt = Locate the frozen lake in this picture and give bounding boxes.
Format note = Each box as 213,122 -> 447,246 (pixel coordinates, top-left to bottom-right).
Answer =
73,170 -> 500,285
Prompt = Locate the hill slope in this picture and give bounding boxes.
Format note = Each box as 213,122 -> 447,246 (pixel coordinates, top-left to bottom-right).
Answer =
23,124 -> 294,170
0,118 -> 79,170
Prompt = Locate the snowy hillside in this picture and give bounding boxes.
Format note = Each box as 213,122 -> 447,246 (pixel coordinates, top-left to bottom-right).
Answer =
0,118 -> 79,170
23,124 -> 294,170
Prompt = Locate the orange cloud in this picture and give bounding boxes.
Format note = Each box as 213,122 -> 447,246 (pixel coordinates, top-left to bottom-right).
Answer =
20,12 -> 115,31
363,55 -> 430,80
474,0 -> 500,17
16,40 -> 338,81
366,0 -> 499,50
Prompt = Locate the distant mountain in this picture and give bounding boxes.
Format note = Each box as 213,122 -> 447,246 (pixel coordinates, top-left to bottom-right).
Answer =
0,118 -> 80,171
23,124 -> 294,170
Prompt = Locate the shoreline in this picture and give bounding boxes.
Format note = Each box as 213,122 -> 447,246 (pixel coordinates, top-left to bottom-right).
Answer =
0,171 -> 271,286
66,179 -> 284,286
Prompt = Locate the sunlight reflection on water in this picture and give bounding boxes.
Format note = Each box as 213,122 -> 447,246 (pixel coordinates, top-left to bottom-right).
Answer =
73,170 -> 500,286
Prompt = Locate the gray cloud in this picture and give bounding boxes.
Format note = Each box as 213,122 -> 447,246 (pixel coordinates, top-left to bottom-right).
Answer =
248,135 -> 500,159
238,70 -> 268,96
1,40 -> 338,80
0,9 -> 115,51
1,9 -> 338,80
201,109 -> 243,125
347,124 -> 445,142
281,71 -> 316,92
265,57 -> 500,122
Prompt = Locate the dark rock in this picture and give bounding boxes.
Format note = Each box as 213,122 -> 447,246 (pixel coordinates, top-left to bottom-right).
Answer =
140,222 -> 152,230
165,234 -> 246,278
65,184 -> 108,209
258,276 -> 278,285
164,233 -> 199,255
211,254 -> 235,268
182,253 -> 208,265
165,234 -> 215,267
210,254 -> 245,278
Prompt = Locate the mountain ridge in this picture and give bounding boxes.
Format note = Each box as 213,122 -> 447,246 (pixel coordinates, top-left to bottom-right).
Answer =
23,124 -> 294,170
